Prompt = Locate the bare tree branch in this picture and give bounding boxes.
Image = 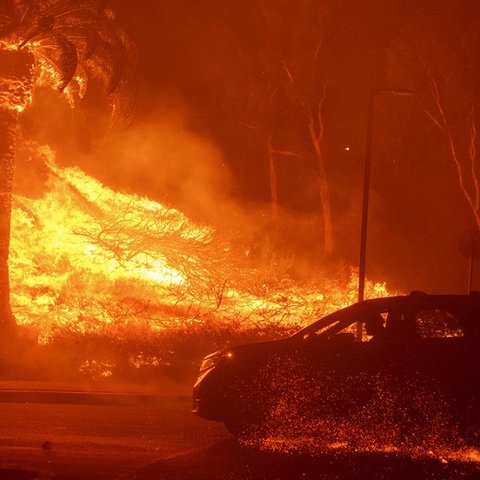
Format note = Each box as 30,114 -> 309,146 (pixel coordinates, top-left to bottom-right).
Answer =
469,108 -> 479,213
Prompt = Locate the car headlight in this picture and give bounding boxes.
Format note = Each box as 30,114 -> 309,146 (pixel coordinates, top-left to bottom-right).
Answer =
199,351 -> 233,372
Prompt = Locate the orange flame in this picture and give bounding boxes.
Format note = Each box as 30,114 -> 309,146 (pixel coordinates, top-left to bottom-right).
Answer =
10,143 -> 393,343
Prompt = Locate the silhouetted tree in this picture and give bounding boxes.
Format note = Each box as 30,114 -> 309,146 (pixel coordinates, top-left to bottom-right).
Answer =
279,0 -> 335,253
388,4 -> 480,228
0,0 -> 135,337
221,0 -> 335,253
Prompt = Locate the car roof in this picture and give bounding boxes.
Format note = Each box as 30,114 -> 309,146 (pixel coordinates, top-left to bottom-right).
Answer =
295,292 -> 480,338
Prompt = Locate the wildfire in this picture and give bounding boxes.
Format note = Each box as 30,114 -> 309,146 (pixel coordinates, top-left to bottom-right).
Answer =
10,143 -> 391,344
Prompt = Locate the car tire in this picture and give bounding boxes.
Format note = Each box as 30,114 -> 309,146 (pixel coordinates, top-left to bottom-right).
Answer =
224,415 -> 259,438
460,395 -> 480,445
223,381 -> 267,439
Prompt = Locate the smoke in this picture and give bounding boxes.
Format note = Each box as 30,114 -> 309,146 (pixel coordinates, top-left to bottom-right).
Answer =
18,104 -> 335,293
75,110 -> 327,267
66,110 -> 235,227
18,89 -> 243,228
17,90 -> 353,283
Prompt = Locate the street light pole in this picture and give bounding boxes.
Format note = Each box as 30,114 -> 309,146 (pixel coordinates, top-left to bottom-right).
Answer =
357,88 -> 414,305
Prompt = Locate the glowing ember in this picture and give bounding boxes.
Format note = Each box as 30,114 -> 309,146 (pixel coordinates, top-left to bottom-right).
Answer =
10,143 -> 392,344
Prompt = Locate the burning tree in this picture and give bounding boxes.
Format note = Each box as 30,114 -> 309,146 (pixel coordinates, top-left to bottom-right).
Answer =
0,0 -> 134,338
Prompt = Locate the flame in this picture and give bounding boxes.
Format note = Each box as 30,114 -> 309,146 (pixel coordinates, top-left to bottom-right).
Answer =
0,40 -> 86,112
10,143 -> 392,344
0,44 -> 34,111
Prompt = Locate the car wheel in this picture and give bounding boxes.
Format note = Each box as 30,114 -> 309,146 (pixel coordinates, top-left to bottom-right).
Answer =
224,415 -> 260,438
461,395 -> 480,445
223,382 -> 267,439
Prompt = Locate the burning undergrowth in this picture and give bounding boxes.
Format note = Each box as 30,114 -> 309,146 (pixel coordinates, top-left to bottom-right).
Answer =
7,142 -> 390,380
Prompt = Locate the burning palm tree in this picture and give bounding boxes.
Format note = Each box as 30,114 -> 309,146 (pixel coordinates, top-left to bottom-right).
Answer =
0,0 -> 135,337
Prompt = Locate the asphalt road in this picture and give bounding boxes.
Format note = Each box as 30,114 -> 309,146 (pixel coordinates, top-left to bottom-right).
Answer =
1,388 -> 480,480
0,391 -> 228,480
120,439 -> 480,480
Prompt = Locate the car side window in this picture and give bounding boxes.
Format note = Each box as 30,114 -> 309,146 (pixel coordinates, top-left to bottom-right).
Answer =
415,309 -> 464,339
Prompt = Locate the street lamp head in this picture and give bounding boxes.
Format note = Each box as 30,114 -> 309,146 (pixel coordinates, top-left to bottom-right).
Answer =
373,88 -> 415,97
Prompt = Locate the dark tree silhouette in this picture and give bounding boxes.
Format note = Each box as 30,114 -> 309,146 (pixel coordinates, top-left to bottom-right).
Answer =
388,5 -> 480,228
0,0 -> 135,337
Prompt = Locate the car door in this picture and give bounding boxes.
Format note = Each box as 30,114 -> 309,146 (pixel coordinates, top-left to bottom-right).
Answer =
294,306 -> 448,422
296,310 -> 401,419
394,307 -> 478,412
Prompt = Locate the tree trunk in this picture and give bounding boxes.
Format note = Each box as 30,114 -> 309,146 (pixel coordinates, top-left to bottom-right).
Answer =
0,108 -> 17,334
0,47 -> 34,337
267,133 -> 279,221
317,172 -> 333,254
307,116 -> 333,254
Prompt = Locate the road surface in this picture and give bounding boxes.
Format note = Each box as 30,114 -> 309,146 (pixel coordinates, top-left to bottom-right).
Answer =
0,389 -> 227,479
0,387 -> 480,479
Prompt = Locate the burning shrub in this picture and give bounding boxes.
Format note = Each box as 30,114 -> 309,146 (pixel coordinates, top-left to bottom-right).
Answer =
5,142 -> 392,380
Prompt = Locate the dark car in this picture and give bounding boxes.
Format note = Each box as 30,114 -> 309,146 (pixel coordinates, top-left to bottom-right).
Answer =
192,292 -> 480,442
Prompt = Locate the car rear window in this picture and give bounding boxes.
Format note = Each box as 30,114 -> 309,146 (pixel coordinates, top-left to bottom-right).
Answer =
415,309 -> 464,339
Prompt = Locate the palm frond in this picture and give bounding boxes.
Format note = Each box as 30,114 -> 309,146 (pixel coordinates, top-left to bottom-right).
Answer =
40,0 -> 100,19
1,0 -> 136,124
52,25 -> 100,58
34,32 -> 77,90
84,40 -> 124,94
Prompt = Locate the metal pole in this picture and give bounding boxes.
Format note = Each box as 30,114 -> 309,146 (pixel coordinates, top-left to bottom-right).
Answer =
468,228 -> 477,293
356,88 -> 414,340
358,90 -> 375,304
358,88 -> 414,303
